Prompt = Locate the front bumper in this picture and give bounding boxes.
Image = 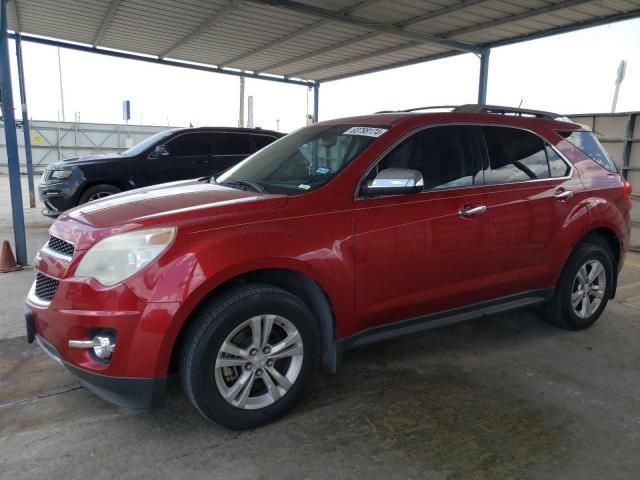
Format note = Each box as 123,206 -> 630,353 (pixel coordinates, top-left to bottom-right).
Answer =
24,281 -> 177,409
31,330 -> 165,409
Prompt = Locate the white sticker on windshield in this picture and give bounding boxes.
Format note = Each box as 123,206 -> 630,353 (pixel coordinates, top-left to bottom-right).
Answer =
298,184 -> 311,190
343,127 -> 388,138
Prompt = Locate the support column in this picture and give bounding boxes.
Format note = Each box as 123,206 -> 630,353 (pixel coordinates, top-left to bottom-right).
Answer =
313,82 -> 320,123
0,0 -> 27,264
477,49 -> 490,105
15,32 -> 35,208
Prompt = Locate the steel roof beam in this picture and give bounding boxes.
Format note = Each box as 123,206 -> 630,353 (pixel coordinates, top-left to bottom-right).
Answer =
219,0 -> 385,68
318,9 -> 640,83
292,0 -> 601,80
159,0 -> 240,59
251,0 -> 484,54
444,0 -> 597,38
9,32 -> 315,86
257,0 -> 487,73
92,0 -> 122,47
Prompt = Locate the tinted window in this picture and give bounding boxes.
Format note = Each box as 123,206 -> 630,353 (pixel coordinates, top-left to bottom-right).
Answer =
252,134 -> 277,150
167,133 -> 211,156
482,127 -> 554,184
213,133 -> 252,155
547,146 -> 570,178
375,125 -> 480,191
561,131 -> 617,172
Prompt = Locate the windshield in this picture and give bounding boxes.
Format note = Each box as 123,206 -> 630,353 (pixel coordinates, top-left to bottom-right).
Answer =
216,124 -> 388,194
122,130 -> 177,157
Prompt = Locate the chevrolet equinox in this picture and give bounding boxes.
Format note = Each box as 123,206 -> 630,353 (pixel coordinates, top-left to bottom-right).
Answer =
26,105 -> 632,429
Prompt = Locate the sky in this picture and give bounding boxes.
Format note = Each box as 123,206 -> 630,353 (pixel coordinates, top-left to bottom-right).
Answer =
6,17 -> 640,133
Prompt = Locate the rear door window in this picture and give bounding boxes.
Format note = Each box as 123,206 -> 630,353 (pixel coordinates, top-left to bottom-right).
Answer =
213,133 -> 252,155
560,131 -> 617,172
481,126 -> 570,184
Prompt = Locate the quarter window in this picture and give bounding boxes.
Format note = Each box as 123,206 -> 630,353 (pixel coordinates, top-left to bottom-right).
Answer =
372,125 -> 480,191
252,134 -> 277,150
560,131 -> 617,172
481,126 -> 568,184
213,133 -> 252,155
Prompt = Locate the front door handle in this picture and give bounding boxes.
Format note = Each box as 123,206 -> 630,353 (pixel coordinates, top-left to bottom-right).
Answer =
554,190 -> 574,200
459,205 -> 487,217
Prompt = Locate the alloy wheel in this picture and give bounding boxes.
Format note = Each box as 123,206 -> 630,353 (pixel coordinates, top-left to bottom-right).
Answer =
214,314 -> 304,410
571,259 -> 606,319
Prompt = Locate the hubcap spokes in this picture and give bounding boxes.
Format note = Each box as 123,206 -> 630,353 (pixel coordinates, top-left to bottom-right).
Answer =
215,314 -> 303,410
571,259 -> 606,319
89,192 -> 113,202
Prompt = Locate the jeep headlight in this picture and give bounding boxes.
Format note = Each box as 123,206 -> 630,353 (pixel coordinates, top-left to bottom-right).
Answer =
75,228 -> 176,286
50,169 -> 73,180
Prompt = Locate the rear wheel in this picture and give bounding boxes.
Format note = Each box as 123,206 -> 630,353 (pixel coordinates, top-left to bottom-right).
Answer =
180,285 -> 319,429
544,238 -> 614,330
78,184 -> 121,204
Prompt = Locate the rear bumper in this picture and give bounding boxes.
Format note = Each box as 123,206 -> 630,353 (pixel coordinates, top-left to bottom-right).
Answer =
32,332 -> 166,409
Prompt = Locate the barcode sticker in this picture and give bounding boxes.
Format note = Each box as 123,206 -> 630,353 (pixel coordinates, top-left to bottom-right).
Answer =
343,127 -> 388,138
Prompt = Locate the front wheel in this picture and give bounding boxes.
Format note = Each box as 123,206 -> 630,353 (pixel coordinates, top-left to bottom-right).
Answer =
543,239 -> 614,330
78,184 -> 121,204
180,285 -> 319,429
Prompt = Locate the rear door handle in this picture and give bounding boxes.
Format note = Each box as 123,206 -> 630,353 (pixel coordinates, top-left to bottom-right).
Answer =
459,205 -> 487,217
554,190 -> 574,200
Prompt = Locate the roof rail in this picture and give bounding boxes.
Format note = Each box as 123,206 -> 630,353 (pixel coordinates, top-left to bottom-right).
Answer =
375,105 -> 458,114
452,104 -> 560,120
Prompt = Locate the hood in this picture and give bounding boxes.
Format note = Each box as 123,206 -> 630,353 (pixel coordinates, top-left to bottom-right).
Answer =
53,154 -> 124,167
58,179 -> 288,231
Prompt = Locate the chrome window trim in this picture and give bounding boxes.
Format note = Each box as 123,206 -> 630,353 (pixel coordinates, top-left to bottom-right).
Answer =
354,122 -> 574,200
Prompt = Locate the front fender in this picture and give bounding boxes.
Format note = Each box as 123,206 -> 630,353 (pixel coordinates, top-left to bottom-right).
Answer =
124,211 -> 355,376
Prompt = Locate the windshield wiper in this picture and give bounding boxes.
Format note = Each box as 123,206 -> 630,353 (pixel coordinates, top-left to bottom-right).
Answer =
218,179 -> 266,193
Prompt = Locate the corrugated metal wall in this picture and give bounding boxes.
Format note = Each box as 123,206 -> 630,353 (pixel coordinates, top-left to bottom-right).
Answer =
0,120 -> 173,173
570,112 -> 639,251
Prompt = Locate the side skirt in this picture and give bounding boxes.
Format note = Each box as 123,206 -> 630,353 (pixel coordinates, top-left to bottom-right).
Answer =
338,288 -> 554,353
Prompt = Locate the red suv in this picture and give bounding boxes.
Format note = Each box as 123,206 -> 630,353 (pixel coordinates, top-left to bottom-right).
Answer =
25,105 -> 632,429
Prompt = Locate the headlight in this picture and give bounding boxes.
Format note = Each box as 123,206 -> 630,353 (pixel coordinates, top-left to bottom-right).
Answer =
50,169 -> 73,180
75,228 -> 176,286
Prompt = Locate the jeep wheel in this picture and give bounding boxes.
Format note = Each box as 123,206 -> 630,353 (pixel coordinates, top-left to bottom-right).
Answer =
544,238 -> 614,330
180,285 -> 319,429
78,184 -> 121,204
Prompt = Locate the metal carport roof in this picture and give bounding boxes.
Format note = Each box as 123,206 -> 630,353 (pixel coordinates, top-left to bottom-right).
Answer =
6,0 -> 640,84
2,0 -> 640,265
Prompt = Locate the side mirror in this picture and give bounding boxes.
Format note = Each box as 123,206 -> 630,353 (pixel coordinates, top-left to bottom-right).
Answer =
150,144 -> 170,158
362,168 -> 424,196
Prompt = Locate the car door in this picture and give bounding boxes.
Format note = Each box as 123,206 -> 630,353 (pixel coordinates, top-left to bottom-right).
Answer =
152,131 -> 213,183
478,125 -> 583,297
353,125 -> 492,332
209,132 -> 254,176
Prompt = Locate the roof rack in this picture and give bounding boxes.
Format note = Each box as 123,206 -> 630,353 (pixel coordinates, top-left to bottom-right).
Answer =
375,105 -> 459,114
374,104 -> 562,120
452,104 -> 560,120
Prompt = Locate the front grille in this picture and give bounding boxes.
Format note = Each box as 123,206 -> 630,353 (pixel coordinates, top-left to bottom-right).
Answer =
47,235 -> 75,257
40,171 -> 52,184
35,273 -> 60,302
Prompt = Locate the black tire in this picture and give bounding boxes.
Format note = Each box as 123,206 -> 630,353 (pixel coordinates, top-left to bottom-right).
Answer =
78,184 -> 121,204
543,237 -> 615,330
180,284 -> 319,430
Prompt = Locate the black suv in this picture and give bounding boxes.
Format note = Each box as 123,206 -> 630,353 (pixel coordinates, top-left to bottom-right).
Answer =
38,127 -> 283,217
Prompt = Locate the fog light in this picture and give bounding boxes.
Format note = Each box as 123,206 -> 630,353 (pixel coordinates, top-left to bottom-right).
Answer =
68,335 -> 116,359
93,336 -> 116,359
